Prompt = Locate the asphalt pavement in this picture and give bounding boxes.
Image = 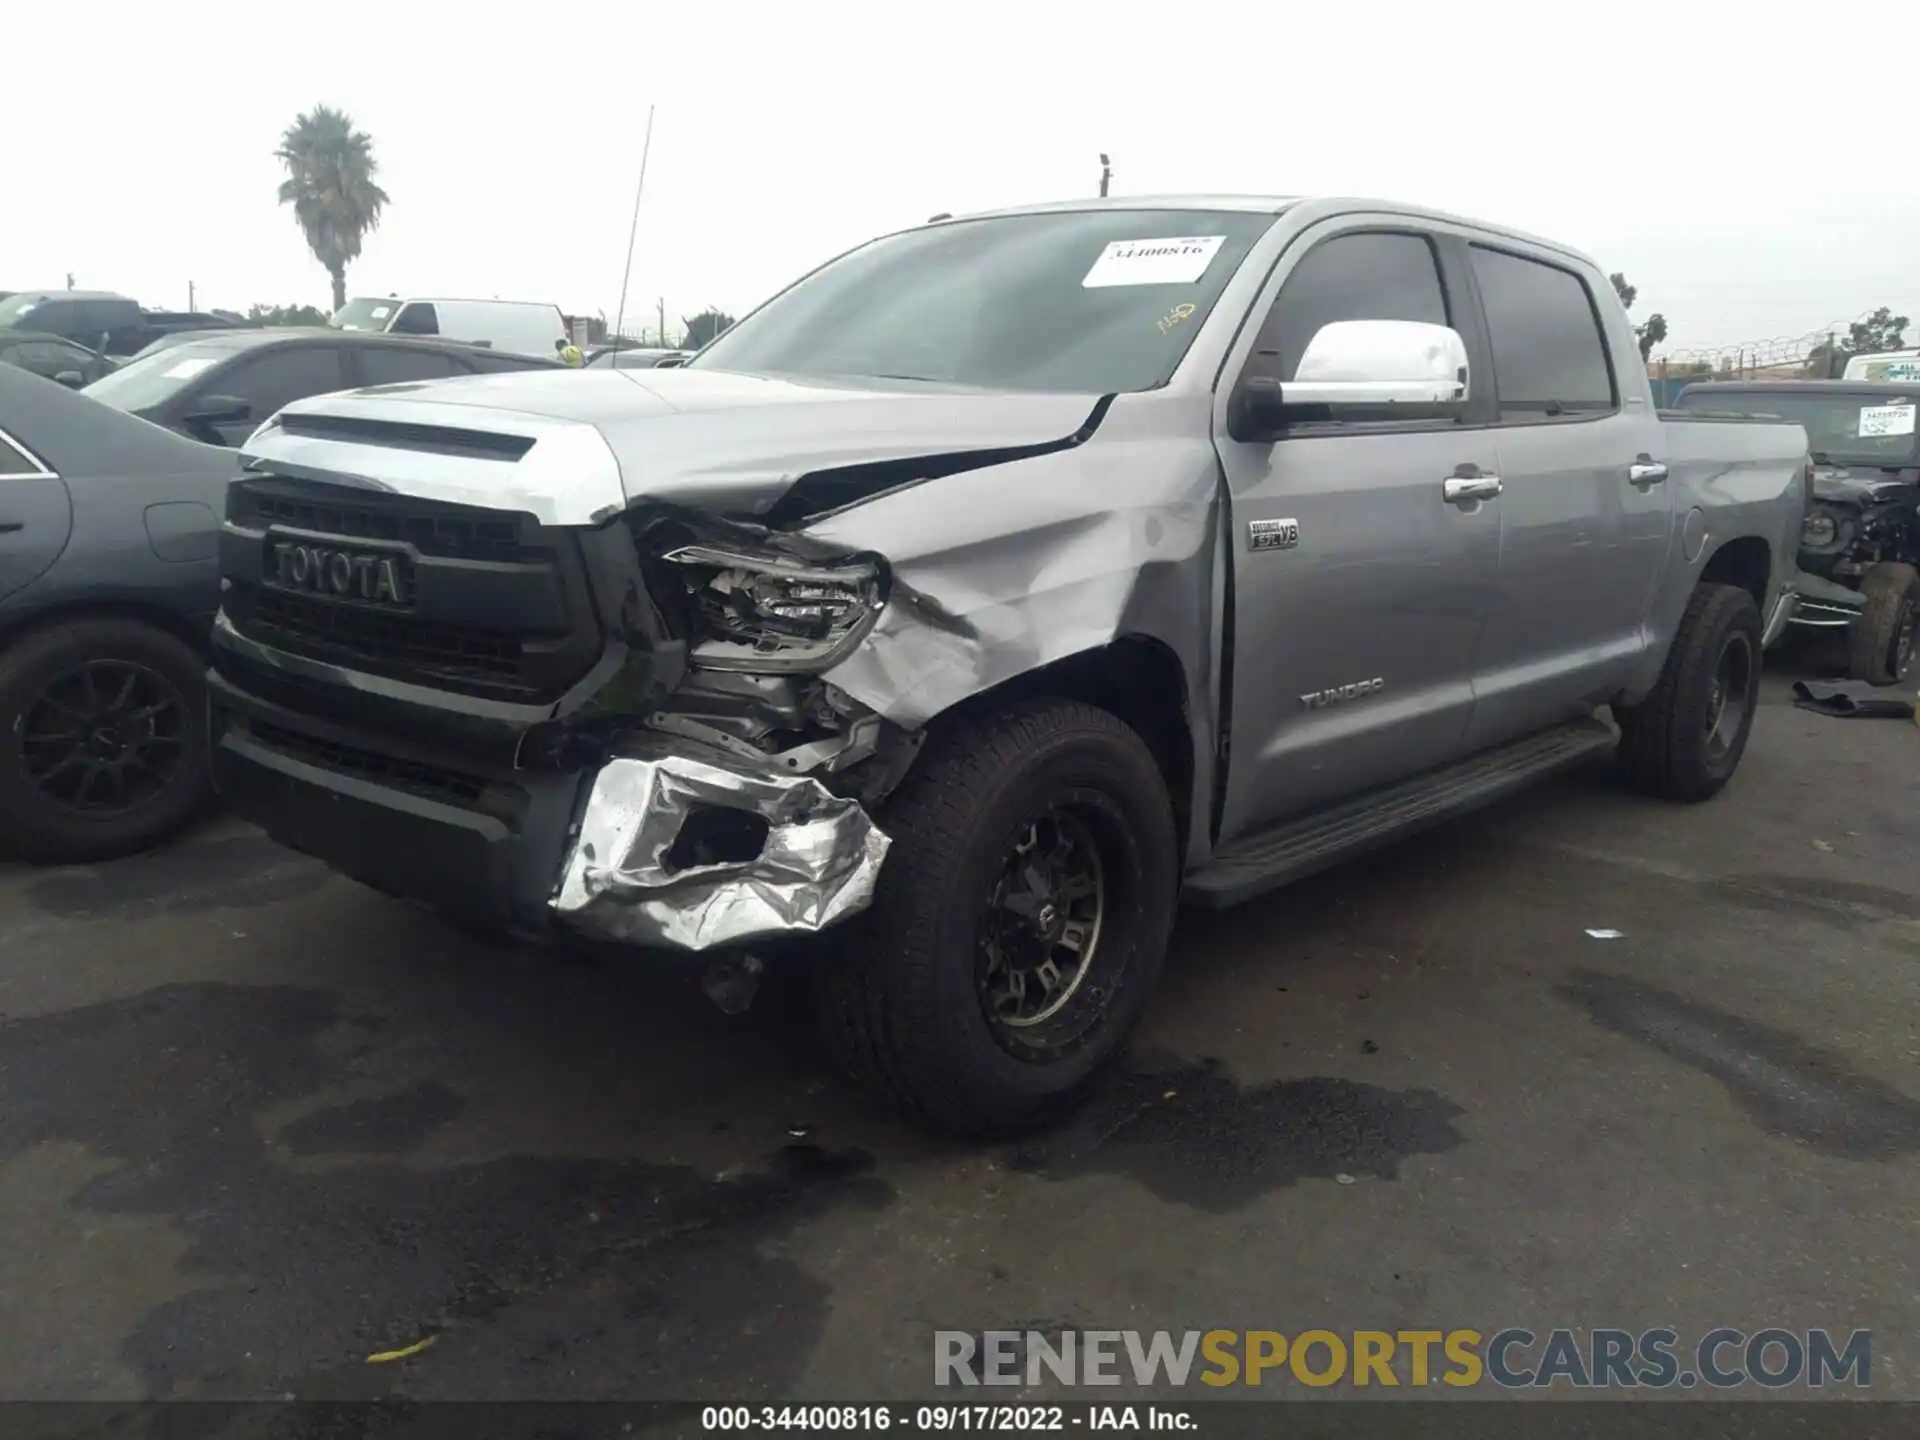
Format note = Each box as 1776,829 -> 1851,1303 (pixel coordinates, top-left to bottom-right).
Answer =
2,654 -> 1917,1404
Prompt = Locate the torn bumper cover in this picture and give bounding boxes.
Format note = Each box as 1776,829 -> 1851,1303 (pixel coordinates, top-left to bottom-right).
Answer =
551,743 -> 892,951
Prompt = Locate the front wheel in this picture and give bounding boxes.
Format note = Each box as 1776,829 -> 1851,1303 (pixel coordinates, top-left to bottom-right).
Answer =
1615,583 -> 1762,803
1847,562 -> 1920,686
0,617 -> 211,862
816,699 -> 1179,1136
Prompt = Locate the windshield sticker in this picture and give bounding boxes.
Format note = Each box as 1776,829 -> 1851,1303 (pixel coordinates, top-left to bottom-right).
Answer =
161,357 -> 219,380
1857,403 -> 1916,438
370,305 -> 392,319
1157,302 -> 1198,335
1082,236 -> 1226,289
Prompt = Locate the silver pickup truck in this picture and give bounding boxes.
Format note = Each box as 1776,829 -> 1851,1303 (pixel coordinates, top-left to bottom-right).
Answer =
207,196 -> 1810,1133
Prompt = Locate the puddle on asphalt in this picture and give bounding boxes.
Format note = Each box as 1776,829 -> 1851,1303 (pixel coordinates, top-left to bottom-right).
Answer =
1560,968 -> 1920,1160
0,982 -> 892,1400
1007,1056 -> 1466,1209
25,834 -> 327,917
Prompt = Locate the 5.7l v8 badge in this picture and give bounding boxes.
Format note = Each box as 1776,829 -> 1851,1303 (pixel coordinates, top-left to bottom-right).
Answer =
1248,518 -> 1300,552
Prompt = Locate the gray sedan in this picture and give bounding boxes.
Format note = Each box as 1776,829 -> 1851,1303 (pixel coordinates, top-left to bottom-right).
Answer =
0,363 -> 237,861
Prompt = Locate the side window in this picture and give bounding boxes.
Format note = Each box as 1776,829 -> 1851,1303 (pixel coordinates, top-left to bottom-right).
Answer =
1265,231 -> 1449,381
219,346 -> 349,421
0,430 -> 48,476
1468,246 -> 1616,419
357,345 -> 468,386
15,342 -> 81,375
389,303 -> 439,336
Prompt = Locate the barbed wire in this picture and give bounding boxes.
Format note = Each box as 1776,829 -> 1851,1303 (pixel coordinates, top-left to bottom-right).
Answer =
1653,307 -> 1911,369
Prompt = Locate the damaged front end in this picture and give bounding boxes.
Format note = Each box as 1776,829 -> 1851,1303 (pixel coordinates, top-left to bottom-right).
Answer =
212,375 -> 1160,964
535,507 -> 925,950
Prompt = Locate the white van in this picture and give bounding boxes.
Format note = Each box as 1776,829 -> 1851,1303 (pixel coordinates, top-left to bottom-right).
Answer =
330,297 -> 569,360
1843,349 -> 1920,382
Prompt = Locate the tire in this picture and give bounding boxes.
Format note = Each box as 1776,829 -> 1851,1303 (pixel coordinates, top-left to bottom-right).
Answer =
0,617 -> 210,863
815,698 -> 1179,1136
1614,583 -> 1762,803
1846,562 -> 1920,686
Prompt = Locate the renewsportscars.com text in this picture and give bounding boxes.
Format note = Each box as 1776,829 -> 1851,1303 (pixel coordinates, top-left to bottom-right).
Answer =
935,1327 -> 1871,1390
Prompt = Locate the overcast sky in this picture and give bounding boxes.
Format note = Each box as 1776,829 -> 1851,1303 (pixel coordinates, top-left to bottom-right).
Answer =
7,1 -> 1916,358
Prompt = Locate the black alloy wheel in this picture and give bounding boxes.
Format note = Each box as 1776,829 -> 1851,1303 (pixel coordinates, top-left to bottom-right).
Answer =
1700,629 -> 1755,767
978,803 -> 1114,1050
20,659 -> 187,815
0,617 -> 211,862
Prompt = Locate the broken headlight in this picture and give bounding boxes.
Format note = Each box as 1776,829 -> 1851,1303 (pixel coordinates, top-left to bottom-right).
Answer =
658,543 -> 887,673
1799,507 -> 1850,553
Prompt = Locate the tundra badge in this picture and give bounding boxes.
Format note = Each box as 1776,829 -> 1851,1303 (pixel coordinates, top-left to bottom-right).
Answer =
1300,678 -> 1385,709
1248,518 -> 1300,552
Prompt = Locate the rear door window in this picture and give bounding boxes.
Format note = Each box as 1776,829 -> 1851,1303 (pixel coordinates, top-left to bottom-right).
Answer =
0,429 -> 49,475
1469,246 -> 1617,420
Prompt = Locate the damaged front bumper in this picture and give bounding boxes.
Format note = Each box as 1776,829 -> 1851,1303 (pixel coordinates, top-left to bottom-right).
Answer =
552,742 -> 890,950
208,672 -> 892,953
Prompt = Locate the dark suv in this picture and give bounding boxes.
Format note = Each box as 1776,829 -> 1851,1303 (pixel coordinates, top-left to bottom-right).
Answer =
81,328 -> 563,447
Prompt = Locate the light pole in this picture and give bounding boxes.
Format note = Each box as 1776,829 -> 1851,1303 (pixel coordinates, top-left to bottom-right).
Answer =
1098,153 -> 1111,198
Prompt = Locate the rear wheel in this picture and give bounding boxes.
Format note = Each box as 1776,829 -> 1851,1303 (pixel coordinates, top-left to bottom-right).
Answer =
1615,583 -> 1761,803
1847,562 -> 1920,686
0,618 -> 210,862
816,699 -> 1178,1136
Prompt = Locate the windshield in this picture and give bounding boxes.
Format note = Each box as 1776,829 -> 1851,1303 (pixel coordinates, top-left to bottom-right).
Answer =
83,342 -> 232,411
331,298 -> 400,331
691,208 -> 1279,393
0,294 -> 46,328
1675,388 -> 1920,466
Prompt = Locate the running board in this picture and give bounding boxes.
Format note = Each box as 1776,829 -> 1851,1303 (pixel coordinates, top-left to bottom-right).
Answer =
1182,717 -> 1618,909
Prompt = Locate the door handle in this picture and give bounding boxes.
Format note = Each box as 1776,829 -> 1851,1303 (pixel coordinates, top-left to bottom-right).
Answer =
0,521 -> 23,534
1443,474 -> 1502,505
1628,456 -> 1668,488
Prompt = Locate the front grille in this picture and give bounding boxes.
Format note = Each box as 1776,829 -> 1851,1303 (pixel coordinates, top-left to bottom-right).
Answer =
221,475 -> 608,703
249,718 -> 491,808
248,590 -> 525,687
237,490 -> 527,563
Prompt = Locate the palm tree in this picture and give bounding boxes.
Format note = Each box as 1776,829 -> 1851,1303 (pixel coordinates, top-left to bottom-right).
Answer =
275,105 -> 390,312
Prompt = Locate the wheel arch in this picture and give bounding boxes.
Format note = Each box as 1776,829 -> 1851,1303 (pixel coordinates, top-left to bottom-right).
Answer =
1698,534 -> 1771,610
0,598 -> 212,660
920,634 -> 1199,862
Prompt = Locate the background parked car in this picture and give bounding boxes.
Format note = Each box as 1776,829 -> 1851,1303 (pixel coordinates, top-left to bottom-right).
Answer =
82,328 -> 564,446
0,289 -> 242,357
0,363 -> 240,862
329,296 -> 569,359
0,331 -> 119,388
1675,379 -> 1920,682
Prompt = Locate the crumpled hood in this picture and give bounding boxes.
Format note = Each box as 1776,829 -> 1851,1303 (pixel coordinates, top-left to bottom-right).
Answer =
1810,462 -> 1919,509
242,368 -> 1104,526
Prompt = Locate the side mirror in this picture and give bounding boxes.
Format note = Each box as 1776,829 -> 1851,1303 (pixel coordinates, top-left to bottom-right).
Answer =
1232,320 -> 1470,439
179,394 -> 252,426
53,370 -> 85,389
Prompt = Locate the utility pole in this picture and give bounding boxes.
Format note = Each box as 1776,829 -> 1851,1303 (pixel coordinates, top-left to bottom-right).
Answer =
188,281 -> 196,311
658,297 -> 666,347
1098,153 -> 1112,198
